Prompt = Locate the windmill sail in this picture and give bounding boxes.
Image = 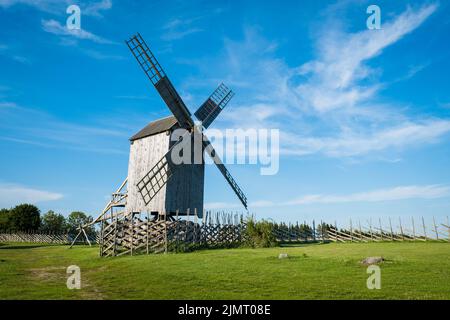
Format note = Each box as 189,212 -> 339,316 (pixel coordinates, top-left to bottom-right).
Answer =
194,83 -> 234,129
136,139 -> 184,205
126,33 -> 194,129
202,135 -> 248,209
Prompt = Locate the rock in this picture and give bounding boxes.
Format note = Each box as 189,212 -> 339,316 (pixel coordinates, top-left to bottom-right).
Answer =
278,253 -> 289,259
361,256 -> 384,265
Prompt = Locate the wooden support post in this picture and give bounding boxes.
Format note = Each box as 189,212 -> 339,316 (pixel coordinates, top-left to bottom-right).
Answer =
447,216 -> 450,243
411,217 -> 416,241
113,217 -> 117,256
164,212 -> 168,254
350,219 -> 353,242
389,218 -> 394,241
422,217 -> 427,241
186,208 -> 190,244
130,215 -> 134,256
359,220 -> 363,242
379,218 -> 383,241
369,219 -> 373,242
399,217 -> 404,241
335,221 -> 338,242
69,229 -> 82,249
433,216 -> 439,240
82,227 -> 92,246
99,218 -> 104,256
175,209 -> 179,246
194,208 -> 198,244
146,211 -> 150,255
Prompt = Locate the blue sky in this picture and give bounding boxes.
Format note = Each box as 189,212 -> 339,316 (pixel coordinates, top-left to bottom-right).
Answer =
1,0 -> 450,228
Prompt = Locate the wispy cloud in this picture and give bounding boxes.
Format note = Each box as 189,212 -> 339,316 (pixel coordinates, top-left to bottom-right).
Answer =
81,49 -> 124,60
161,17 -> 203,41
41,19 -> 116,44
0,0 -> 112,16
0,43 -> 31,64
0,102 -> 130,155
192,4 -> 444,160
0,0 -> 68,13
283,185 -> 450,206
160,8 -> 227,42
206,184 -> 450,210
0,183 -> 63,208
0,102 -> 16,108
297,3 -> 438,113
83,0 -> 112,17
283,119 -> 450,157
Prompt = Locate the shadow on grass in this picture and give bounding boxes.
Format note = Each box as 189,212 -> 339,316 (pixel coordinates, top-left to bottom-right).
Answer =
0,244 -> 58,250
279,241 -> 332,248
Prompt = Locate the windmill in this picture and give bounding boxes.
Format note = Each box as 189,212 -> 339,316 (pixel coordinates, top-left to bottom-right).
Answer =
70,33 -> 248,247
121,33 -> 247,219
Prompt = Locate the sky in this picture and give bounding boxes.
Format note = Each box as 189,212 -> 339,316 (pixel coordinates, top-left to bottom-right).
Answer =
0,0 -> 450,229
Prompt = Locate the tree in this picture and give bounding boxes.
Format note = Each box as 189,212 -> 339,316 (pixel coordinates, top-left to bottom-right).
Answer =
67,211 -> 95,236
9,204 -> 41,232
41,210 -> 66,234
298,223 -> 313,239
0,208 -> 11,231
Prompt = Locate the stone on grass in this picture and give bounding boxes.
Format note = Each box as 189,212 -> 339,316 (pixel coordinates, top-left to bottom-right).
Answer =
278,253 -> 289,259
361,256 -> 384,265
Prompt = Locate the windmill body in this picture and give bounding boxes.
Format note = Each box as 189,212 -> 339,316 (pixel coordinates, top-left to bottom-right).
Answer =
125,116 -> 204,215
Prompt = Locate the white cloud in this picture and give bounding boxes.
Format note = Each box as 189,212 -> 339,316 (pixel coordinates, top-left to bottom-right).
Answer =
0,0 -> 112,16
0,103 -> 129,155
283,119 -> 450,157
0,43 -> 31,64
41,19 -> 115,44
81,49 -> 124,60
196,4 -> 444,160
83,0 -> 112,17
297,3 -> 437,113
0,102 -> 16,108
284,185 -> 450,206
161,17 -> 203,41
0,0 -> 68,13
206,184 -> 450,210
160,10 -> 227,42
0,183 -> 63,208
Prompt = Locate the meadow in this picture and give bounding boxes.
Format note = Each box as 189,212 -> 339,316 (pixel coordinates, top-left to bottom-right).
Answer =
0,242 -> 449,300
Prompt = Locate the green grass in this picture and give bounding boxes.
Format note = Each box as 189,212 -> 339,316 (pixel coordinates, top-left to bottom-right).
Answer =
0,242 -> 449,299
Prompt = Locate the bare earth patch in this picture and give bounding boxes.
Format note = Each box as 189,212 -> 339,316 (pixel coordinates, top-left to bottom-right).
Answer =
27,266 -> 105,299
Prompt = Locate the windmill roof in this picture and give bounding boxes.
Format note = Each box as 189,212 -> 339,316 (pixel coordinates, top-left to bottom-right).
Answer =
130,116 -> 178,141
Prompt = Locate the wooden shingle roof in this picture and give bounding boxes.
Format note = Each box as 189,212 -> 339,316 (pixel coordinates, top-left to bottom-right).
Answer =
130,116 -> 178,141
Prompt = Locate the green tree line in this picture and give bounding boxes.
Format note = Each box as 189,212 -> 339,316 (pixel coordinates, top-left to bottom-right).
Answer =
0,204 -> 95,236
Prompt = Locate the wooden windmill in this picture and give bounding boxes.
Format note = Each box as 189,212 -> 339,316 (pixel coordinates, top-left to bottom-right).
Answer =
122,33 -> 248,218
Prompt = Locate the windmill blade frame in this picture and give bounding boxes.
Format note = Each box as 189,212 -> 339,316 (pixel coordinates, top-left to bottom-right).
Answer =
202,134 -> 248,209
194,83 -> 235,129
126,33 -> 194,129
136,130 -> 193,205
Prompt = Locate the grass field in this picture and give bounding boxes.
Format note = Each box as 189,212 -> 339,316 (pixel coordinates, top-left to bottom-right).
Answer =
0,242 -> 449,300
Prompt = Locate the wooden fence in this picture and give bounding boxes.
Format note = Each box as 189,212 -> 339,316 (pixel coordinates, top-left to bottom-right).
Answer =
100,211 -> 246,257
323,217 -> 450,243
97,214 -> 450,257
0,232 -> 99,244
0,232 -> 69,244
